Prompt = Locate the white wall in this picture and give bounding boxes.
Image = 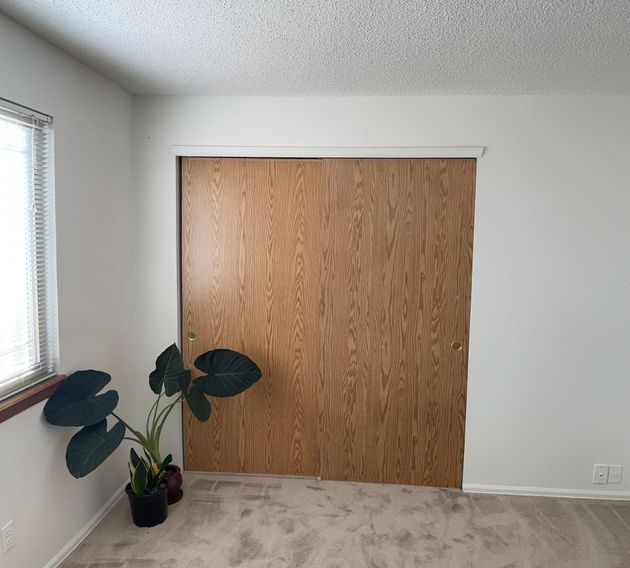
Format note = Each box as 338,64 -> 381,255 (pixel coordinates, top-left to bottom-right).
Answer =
0,14 -> 135,568
131,95 -> 630,498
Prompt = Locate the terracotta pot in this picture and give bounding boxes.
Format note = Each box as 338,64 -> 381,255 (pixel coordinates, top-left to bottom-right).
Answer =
125,483 -> 168,527
164,464 -> 183,504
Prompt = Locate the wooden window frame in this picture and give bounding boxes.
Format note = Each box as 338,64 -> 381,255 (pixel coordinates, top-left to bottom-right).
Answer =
0,374 -> 65,424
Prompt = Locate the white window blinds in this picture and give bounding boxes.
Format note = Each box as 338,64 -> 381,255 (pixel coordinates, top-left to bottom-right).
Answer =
0,100 -> 58,401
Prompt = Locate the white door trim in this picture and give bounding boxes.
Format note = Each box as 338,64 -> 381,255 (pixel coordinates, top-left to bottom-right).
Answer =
172,145 -> 484,158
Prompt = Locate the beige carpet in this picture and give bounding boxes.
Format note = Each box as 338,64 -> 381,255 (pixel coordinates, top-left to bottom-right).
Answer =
61,473 -> 630,568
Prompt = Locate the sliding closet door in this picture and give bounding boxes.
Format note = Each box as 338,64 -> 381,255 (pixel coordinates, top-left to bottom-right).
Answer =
182,158 -> 321,476
182,157 -> 476,488
317,159 -> 475,488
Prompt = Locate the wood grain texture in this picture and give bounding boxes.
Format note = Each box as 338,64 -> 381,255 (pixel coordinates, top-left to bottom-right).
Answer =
182,158 -> 320,476
182,157 -> 476,488
317,159 -> 475,487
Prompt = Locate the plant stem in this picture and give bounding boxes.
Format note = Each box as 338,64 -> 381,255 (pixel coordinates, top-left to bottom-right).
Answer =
143,396 -> 183,462
113,395 -> 183,467
152,397 -> 182,454
145,394 -> 162,436
112,412 -> 148,445
113,412 -> 163,464
152,396 -> 182,434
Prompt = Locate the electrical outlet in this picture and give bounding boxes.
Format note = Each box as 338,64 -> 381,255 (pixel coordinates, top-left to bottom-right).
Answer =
609,465 -> 623,484
1,521 -> 14,553
592,464 -> 609,484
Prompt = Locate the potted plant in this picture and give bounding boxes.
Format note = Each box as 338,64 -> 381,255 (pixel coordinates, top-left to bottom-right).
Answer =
126,448 -> 172,526
43,344 -> 261,527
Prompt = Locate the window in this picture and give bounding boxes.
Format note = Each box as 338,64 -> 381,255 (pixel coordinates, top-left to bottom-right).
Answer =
0,99 -> 58,401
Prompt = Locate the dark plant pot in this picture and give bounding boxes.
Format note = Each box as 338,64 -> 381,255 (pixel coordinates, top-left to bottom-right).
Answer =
125,483 -> 168,527
165,465 -> 183,504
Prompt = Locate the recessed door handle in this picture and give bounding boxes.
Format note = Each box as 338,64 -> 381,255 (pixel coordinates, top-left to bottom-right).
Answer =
187,331 -> 197,342
451,340 -> 463,352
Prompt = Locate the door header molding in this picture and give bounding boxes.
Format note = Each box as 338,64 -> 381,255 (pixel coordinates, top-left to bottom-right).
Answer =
172,145 -> 484,159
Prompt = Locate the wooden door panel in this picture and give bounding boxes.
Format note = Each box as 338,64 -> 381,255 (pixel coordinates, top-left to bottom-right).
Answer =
317,159 -> 475,487
182,157 -> 475,488
182,158 -> 321,475
317,159 -> 379,483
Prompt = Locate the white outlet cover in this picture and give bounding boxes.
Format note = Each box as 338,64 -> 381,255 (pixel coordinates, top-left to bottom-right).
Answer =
609,465 -> 623,484
592,464 -> 609,484
1,521 -> 14,553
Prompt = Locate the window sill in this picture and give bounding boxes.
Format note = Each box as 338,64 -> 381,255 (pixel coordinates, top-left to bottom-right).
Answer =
0,375 -> 66,424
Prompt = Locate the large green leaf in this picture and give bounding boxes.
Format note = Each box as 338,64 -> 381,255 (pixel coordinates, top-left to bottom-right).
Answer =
149,344 -> 186,396
161,454 -> 173,469
130,457 -> 148,495
44,370 -> 119,426
184,381 -> 212,422
65,420 -> 125,478
142,448 -> 154,465
193,349 -> 262,398
145,458 -> 156,489
130,447 -> 142,469
179,370 -> 191,392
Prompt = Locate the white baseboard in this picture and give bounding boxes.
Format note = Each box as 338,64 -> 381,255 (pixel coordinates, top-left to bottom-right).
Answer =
43,482 -> 126,568
462,483 -> 630,501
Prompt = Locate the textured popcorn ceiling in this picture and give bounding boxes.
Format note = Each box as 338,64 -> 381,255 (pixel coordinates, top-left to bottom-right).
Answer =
1,0 -> 629,95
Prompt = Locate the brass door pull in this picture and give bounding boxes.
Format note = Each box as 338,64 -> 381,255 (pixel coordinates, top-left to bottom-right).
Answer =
451,340 -> 463,352
187,331 -> 197,341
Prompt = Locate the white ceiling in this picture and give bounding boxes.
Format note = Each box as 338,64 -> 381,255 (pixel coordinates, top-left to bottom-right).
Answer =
1,0 -> 629,96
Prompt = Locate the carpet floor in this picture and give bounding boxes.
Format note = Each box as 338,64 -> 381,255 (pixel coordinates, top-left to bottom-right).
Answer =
60,473 -> 630,568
